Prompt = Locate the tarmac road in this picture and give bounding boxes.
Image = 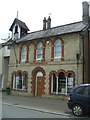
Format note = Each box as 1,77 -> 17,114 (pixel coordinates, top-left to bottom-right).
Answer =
2,92 -> 70,116
2,104 -> 70,118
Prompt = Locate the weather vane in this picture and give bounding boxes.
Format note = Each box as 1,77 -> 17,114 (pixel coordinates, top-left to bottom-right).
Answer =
49,13 -> 52,16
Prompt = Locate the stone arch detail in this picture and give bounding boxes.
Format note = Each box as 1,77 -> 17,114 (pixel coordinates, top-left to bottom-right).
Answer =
67,71 -> 75,78
31,67 -> 46,96
57,69 -> 67,77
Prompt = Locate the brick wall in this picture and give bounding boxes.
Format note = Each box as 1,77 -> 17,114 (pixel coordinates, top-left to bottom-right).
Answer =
8,33 -> 84,97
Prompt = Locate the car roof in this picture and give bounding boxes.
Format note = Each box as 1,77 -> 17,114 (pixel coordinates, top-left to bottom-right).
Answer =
70,84 -> 90,93
77,84 -> 90,87
74,84 -> 90,89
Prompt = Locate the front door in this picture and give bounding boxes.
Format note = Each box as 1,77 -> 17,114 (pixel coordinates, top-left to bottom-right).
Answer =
37,77 -> 44,96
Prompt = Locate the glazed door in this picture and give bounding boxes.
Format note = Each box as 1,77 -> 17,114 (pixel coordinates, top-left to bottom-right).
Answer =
37,77 -> 44,96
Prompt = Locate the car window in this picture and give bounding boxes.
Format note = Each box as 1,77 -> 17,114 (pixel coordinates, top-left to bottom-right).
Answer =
88,86 -> 90,95
83,86 -> 90,95
75,86 -> 86,95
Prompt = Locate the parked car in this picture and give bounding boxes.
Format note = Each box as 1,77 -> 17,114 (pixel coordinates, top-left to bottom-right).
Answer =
67,84 -> 90,116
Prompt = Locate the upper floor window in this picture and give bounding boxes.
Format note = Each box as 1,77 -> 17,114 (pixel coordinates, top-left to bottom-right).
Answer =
36,42 -> 43,60
54,39 -> 62,59
21,46 -> 27,61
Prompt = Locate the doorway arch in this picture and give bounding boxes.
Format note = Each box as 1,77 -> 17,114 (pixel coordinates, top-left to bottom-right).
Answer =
31,67 -> 46,96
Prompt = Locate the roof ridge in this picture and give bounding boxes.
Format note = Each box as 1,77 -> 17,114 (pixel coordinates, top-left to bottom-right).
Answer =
27,21 -> 83,35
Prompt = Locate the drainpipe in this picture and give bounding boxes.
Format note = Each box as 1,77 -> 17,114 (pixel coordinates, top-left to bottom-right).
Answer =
76,53 -> 79,85
88,29 -> 90,83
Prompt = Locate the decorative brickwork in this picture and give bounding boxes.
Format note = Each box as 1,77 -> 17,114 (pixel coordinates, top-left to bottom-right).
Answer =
31,67 -> 46,96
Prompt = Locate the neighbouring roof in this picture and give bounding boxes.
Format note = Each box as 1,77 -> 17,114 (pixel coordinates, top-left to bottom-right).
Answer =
9,18 -> 29,31
2,39 -> 13,46
16,21 -> 87,43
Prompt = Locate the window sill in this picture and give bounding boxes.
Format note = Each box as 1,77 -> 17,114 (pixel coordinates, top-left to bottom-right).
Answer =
12,89 -> 27,92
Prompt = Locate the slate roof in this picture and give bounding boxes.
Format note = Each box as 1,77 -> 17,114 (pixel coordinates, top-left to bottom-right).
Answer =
16,21 -> 87,43
9,18 -> 29,31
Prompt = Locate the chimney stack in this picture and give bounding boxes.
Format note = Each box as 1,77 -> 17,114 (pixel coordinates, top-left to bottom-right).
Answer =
82,1 -> 90,24
43,16 -> 51,30
47,16 -> 51,29
43,17 -> 47,30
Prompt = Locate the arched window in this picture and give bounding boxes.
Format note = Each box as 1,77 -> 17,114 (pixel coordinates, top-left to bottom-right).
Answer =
16,72 -> 22,89
51,71 -> 66,94
21,46 -> 27,61
36,42 -> 43,60
50,70 -> 75,95
54,39 -> 62,59
12,71 -> 28,91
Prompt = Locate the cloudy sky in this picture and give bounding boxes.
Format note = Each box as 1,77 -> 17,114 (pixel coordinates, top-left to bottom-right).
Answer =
0,0 -> 86,43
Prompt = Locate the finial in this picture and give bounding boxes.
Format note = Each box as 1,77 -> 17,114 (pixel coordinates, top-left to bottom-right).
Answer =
16,10 -> 19,18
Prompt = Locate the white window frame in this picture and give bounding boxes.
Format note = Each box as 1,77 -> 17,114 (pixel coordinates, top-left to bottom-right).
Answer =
21,46 -> 27,61
51,74 -> 67,95
36,42 -> 43,60
12,73 -> 27,91
54,39 -> 62,59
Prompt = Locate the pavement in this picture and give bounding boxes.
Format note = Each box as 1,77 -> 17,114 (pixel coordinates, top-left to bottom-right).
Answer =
2,91 -> 72,117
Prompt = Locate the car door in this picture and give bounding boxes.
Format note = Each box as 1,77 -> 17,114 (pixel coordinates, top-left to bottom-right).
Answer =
83,86 -> 90,112
75,86 -> 89,108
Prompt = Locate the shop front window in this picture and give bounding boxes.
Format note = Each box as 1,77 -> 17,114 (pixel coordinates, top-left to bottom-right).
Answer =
51,71 -> 75,95
58,72 -> 66,94
12,72 -> 27,91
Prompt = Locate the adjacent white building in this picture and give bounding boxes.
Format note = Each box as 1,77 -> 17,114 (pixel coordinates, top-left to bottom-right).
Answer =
0,42 -> 10,90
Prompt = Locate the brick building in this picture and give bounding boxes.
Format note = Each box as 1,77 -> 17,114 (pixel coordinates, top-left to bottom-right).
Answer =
7,2 -> 90,97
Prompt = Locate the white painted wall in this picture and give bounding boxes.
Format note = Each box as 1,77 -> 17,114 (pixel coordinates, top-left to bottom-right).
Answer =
0,44 -> 10,90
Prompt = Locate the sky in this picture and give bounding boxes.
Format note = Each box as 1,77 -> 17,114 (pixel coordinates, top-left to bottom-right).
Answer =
0,0 -> 88,43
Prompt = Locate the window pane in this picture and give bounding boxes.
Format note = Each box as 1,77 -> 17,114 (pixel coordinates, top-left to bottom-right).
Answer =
75,86 -> 86,94
16,73 -> 22,89
12,74 -> 16,89
54,52 -> 61,58
83,86 -> 90,95
53,74 -> 57,92
23,74 -> 27,90
21,46 -> 27,61
36,43 -> 43,60
54,40 -> 62,58
58,72 -> 66,93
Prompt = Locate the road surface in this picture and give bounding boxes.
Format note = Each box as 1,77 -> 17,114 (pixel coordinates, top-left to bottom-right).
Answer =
2,104 -> 70,118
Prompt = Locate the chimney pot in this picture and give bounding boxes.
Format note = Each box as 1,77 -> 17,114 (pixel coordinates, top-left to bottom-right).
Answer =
47,16 -> 51,29
82,1 -> 89,24
43,17 -> 47,30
